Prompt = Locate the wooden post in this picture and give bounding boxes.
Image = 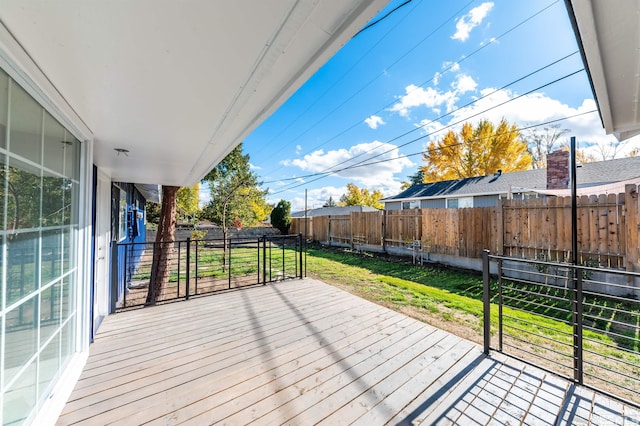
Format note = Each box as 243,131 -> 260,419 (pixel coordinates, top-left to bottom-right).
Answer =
625,185 -> 639,288
496,200 -> 504,255
382,210 -> 387,253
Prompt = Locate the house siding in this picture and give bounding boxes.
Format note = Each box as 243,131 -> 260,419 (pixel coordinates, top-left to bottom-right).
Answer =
385,202 -> 402,211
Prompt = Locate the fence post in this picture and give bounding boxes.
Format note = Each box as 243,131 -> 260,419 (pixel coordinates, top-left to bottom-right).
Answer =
382,211 -> 387,253
228,237 -> 232,289
482,249 -> 491,355
574,265 -> 584,385
185,238 -> 191,300
328,215 -> 332,247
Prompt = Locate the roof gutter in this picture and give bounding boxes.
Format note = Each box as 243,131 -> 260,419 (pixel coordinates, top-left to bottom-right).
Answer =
563,0 -> 605,130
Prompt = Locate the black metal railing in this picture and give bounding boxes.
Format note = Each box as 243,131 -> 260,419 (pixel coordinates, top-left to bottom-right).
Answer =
482,251 -> 640,408
111,234 -> 304,310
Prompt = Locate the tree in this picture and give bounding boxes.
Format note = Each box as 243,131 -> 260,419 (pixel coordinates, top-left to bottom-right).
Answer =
523,124 -> 569,169
400,169 -> 425,190
421,118 -> 532,182
146,185 -> 179,305
323,196 -> 337,207
201,143 -> 270,269
339,183 -> 384,209
201,143 -> 270,228
176,184 -> 201,223
270,199 -> 291,234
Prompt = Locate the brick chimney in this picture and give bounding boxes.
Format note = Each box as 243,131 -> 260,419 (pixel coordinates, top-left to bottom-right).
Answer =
546,150 -> 569,189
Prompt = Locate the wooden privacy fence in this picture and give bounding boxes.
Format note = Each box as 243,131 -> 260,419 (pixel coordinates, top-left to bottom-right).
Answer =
291,184 -> 640,272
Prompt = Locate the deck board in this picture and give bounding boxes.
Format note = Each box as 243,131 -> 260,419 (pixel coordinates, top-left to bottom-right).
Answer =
57,278 -> 638,425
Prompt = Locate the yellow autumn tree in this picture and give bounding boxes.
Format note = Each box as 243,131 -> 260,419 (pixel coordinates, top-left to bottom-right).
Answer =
339,183 -> 384,209
421,118 -> 532,182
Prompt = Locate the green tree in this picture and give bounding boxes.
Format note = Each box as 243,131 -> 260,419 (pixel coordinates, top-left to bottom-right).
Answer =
201,143 -> 270,228
176,184 -> 201,223
421,118 -> 532,182
323,196 -> 337,207
270,199 -> 291,234
400,169 -> 425,190
339,183 -> 384,209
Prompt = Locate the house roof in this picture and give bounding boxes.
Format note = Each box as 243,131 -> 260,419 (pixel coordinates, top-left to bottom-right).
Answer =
565,1 -> 640,141
383,156 -> 640,202
0,1 -> 386,187
291,205 -> 379,218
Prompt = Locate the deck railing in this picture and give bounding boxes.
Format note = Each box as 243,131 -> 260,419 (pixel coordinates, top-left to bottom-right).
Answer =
482,251 -> 640,408
111,234 -> 304,309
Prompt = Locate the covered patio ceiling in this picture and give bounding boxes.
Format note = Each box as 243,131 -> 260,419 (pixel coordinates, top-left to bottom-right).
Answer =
0,0 -> 387,186
566,0 -> 640,141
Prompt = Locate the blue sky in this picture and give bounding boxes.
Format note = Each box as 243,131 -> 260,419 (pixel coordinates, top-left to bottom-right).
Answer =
240,0 -> 639,212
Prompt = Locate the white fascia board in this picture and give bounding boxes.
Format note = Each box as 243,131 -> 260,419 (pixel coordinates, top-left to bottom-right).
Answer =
384,189 -> 535,204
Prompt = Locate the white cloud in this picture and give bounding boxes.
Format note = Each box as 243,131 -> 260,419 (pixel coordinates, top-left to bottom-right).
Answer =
451,2 -> 494,42
421,87 -> 629,159
282,141 -> 414,190
365,115 -> 386,129
390,84 -> 456,117
452,74 -> 477,94
295,144 -> 302,155
248,163 -> 261,170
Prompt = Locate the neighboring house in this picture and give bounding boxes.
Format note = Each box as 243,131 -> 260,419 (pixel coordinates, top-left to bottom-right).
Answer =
383,152 -> 640,210
0,2 -> 386,425
292,205 -> 380,218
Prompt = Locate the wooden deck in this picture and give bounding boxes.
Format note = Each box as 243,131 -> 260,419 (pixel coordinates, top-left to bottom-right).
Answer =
57,279 -> 639,425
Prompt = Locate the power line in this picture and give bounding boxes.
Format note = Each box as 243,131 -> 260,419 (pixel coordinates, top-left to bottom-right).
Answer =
267,109 -> 598,196
251,0 -> 471,162
260,0 -> 561,179
264,63 -> 583,187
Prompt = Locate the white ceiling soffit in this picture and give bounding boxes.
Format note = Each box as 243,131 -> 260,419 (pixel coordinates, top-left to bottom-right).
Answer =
566,0 -> 640,141
0,0 -> 387,187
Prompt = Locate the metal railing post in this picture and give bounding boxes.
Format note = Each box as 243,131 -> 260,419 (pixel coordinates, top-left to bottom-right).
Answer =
497,258 -> 503,352
186,238 -> 191,300
482,249 -> 491,355
123,243 -> 128,308
228,238 -> 232,289
110,242 -> 118,312
257,237 -> 261,284
574,266 -> 584,384
262,236 -> 267,285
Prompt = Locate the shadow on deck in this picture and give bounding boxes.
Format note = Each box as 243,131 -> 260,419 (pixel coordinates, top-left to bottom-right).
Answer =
58,279 -> 639,425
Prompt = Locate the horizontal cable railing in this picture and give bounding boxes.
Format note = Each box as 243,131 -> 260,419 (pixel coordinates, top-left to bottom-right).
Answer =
112,234 -> 304,310
482,251 -> 640,408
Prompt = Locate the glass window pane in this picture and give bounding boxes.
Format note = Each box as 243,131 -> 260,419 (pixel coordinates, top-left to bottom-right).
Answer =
42,172 -> 65,227
61,275 -> 75,321
62,227 -> 76,273
0,69 -> 7,149
41,229 -> 62,286
6,232 -> 38,306
7,158 -> 41,230
4,358 -> 37,426
62,181 -> 78,226
63,133 -> 80,180
40,281 -> 62,343
9,81 -> 42,164
60,315 -> 76,369
43,112 -> 65,174
38,330 -> 61,400
4,296 -> 38,385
